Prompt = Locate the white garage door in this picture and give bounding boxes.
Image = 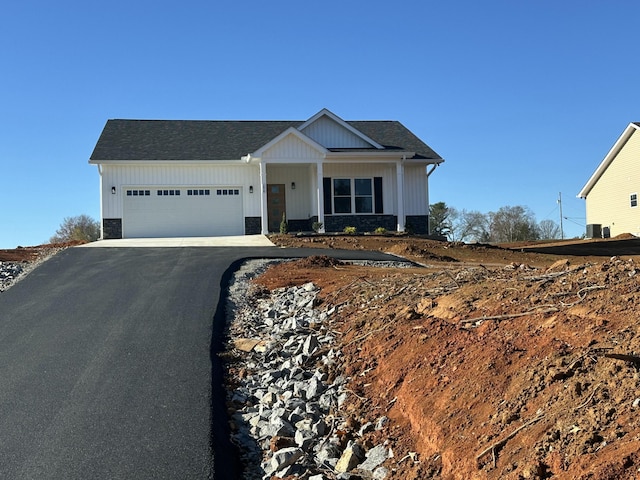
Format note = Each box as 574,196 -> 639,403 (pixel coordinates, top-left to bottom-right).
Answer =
123,187 -> 244,238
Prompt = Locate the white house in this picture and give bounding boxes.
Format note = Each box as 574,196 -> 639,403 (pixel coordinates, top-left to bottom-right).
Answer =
578,122 -> 640,238
89,109 -> 443,239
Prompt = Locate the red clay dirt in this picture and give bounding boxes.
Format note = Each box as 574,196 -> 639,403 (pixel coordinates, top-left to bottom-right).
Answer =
258,235 -> 640,479
0,241 -> 84,262
8,236 -> 640,479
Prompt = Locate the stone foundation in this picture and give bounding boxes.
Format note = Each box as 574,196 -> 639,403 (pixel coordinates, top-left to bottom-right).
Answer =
244,217 -> 262,235
103,218 -> 122,239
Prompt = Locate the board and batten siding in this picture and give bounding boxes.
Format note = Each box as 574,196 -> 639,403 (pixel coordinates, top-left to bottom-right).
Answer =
266,165 -> 314,219
403,165 -> 429,215
586,129 -> 640,237
300,116 -> 372,148
262,134 -> 325,162
101,163 -> 261,219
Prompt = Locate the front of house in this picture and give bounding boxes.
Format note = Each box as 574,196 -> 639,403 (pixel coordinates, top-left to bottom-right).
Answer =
89,109 -> 443,239
578,122 -> 640,238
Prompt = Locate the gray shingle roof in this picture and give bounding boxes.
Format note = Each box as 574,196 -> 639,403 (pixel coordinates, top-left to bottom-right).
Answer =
90,118 -> 442,161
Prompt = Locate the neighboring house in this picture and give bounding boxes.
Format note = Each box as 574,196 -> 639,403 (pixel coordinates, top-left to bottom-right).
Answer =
89,108 -> 443,239
578,122 -> 640,238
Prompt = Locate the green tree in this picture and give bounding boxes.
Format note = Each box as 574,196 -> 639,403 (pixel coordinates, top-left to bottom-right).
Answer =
429,202 -> 452,237
50,214 -> 100,243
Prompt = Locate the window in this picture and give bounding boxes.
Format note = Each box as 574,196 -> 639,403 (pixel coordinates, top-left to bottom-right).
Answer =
631,193 -> 638,208
187,189 -> 210,196
332,178 -> 373,214
333,179 -> 352,213
216,189 -> 239,196
354,179 -> 373,213
157,189 -> 180,196
127,190 -> 150,196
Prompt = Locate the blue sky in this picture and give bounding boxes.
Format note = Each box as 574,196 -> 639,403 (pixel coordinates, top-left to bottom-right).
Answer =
1,0 -> 639,248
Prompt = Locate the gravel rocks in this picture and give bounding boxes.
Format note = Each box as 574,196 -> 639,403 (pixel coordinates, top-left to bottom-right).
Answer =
0,261 -> 26,292
0,247 -> 71,293
225,259 -> 394,479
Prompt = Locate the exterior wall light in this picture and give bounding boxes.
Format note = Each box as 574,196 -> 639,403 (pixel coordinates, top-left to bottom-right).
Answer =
291,182 -> 296,190
111,186 -> 116,194
249,185 -> 254,193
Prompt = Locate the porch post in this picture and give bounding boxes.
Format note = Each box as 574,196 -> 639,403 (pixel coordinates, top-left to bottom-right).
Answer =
260,161 -> 268,234
316,160 -> 325,233
396,160 -> 405,232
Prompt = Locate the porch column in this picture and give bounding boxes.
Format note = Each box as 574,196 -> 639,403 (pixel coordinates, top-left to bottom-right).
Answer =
316,161 -> 325,233
260,161 -> 268,234
396,160 -> 405,232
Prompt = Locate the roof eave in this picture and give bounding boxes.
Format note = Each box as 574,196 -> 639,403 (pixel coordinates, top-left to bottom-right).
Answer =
577,122 -> 640,198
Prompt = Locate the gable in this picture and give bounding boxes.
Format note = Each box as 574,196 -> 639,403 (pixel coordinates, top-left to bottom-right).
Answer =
579,122 -> 640,198
300,115 -> 375,149
262,131 -> 326,160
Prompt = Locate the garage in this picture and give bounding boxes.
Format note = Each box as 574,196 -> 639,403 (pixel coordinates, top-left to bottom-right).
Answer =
123,187 -> 244,238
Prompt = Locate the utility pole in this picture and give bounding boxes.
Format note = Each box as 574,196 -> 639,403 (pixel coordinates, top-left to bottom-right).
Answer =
558,192 -> 564,240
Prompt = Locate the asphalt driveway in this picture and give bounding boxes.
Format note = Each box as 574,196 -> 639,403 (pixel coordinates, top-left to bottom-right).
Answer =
0,246 -> 402,479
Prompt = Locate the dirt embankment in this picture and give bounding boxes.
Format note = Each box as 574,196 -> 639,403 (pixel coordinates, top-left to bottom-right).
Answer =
258,236 -> 640,479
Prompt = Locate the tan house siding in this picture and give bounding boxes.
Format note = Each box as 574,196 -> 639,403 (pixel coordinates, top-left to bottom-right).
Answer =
586,129 -> 640,237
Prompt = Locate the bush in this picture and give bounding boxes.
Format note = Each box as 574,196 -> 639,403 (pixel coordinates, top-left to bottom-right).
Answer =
312,221 -> 323,233
343,226 -> 357,235
50,214 -> 100,243
374,227 -> 387,235
279,213 -> 288,234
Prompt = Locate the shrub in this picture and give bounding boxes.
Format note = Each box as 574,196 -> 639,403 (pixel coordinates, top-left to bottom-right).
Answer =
50,214 -> 100,243
312,221 -> 323,233
343,226 -> 357,235
279,213 -> 288,234
374,227 -> 387,235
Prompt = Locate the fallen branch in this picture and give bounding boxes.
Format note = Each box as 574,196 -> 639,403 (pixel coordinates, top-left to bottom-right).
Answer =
345,323 -> 391,346
460,307 -> 559,326
476,413 -> 545,465
574,383 -> 601,411
603,353 -> 640,367
561,285 -> 606,307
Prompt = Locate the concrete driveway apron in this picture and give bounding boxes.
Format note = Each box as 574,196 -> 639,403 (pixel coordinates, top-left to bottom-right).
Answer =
0,244 -> 406,479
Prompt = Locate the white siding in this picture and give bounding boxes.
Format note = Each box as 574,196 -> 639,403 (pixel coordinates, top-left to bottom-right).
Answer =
101,163 -> 261,219
403,165 -> 428,215
586,130 -> 640,236
266,165 -> 313,219
301,116 -> 372,148
263,134 -> 325,161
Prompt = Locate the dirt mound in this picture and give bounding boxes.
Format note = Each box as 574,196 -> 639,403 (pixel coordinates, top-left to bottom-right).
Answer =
614,233 -> 637,239
255,248 -> 640,479
293,255 -> 345,268
0,240 -> 85,262
385,242 -> 458,262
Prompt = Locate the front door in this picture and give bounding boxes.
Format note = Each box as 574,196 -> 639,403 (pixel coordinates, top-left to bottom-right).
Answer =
267,184 -> 286,232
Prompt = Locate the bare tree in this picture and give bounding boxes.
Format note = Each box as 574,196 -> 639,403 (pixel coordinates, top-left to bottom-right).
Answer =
50,215 -> 100,243
538,219 -> 561,240
450,209 -> 489,242
488,206 -> 539,243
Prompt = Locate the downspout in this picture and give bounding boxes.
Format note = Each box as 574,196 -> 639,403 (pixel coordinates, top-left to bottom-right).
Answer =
96,163 -> 104,239
427,162 -> 440,177
425,162 -> 442,235
396,155 -> 405,232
